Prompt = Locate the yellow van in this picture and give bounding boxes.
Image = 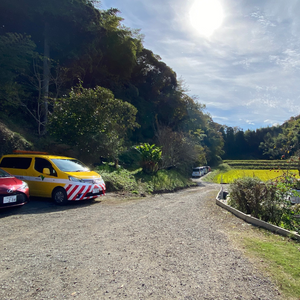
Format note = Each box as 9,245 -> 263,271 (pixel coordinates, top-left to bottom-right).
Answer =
0,151 -> 106,205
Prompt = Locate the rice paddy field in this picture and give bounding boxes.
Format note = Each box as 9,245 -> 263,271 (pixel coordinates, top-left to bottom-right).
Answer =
224,159 -> 300,170
214,169 -> 300,184
207,160 -> 300,183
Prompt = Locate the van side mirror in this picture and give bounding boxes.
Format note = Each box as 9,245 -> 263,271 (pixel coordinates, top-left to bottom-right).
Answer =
43,168 -> 50,175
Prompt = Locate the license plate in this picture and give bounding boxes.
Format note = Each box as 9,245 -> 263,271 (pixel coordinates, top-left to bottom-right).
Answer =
3,195 -> 17,204
93,188 -> 100,194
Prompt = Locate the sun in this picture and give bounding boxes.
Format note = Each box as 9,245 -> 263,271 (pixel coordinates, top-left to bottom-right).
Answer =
189,0 -> 224,37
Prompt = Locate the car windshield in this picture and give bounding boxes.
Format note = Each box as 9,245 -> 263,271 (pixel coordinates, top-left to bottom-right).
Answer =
193,168 -> 200,172
51,159 -> 89,172
0,168 -> 12,178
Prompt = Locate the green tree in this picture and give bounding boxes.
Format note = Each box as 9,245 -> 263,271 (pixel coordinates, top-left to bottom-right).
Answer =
155,125 -> 201,174
49,83 -> 139,163
0,33 -> 36,109
0,0 -> 101,133
234,129 -> 247,158
129,48 -> 180,139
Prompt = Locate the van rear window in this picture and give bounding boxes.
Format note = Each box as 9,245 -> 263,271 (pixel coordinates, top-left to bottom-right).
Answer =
0,157 -> 32,169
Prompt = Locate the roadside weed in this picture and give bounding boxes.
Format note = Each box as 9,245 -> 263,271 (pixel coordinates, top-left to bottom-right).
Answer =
242,234 -> 300,299
96,166 -> 196,194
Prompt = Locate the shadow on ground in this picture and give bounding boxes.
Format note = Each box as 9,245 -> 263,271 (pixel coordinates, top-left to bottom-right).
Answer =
0,196 -> 102,218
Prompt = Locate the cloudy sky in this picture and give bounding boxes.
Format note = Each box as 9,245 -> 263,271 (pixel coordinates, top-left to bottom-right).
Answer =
99,0 -> 300,131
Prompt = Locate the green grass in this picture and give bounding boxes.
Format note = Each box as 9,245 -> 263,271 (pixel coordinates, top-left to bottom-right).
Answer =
202,169 -> 220,182
136,169 -> 196,193
211,169 -> 300,184
96,164 -> 196,194
242,233 -> 300,299
97,166 -> 144,193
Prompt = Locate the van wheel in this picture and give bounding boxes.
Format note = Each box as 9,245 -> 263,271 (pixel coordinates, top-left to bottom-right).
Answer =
52,187 -> 68,205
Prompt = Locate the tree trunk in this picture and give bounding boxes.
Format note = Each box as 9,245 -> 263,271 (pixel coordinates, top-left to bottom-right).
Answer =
42,21 -> 50,135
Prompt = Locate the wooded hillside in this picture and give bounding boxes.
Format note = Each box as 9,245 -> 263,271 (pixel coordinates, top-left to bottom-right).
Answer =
220,116 -> 300,160
0,0 -> 224,171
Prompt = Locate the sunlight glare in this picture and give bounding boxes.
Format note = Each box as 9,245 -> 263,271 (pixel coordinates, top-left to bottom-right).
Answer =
189,0 -> 224,37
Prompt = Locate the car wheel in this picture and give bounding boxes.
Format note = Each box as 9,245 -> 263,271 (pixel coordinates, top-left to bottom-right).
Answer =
52,187 -> 68,205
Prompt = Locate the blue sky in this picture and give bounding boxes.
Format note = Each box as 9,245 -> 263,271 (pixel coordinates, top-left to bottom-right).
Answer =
99,0 -> 300,131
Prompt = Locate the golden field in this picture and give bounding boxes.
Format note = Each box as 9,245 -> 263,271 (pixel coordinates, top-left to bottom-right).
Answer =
214,169 -> 300,184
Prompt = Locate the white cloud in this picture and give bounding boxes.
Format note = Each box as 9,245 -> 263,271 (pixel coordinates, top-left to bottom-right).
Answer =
270,49 -> 300,70
250,8 -> 276,28
264,119 -> 279,125
212,116 -> 229,121
246,120 -> 255,125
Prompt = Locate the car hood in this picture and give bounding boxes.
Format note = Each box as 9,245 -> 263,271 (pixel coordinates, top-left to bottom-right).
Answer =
65,171 -> 102,180
0,177 -> 21,193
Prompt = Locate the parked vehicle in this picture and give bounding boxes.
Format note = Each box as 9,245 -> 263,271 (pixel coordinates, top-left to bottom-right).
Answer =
192,167 -> 200,178
205,166 -> 211,173
0,167 -> 29,209
192,167 -> 204,178
0,151 -> 106,205
287,190 -> 300,204
192,166 -> 211,178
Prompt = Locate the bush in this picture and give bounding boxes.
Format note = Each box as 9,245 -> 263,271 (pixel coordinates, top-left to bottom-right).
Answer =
228,176 -> 300,233
0,122 -> 33,156
118,148 -> 141,170
137,169 -> 196,193
228,177 -> 285,225
218,163 -> 231,172
229,177 -> 263,217
96,165 -> 149,194
96,165 -> 196,195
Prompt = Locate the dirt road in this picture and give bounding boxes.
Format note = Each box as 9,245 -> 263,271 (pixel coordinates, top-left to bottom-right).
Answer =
0,181 -> 281,299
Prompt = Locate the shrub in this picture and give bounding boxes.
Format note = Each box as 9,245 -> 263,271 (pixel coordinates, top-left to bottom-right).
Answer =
218,163 -> 231,172
134,143 -> 162,174
229,177 -> 285,225
0,122 -> 32,156
228,175 -> 300,233
96,165 -> 149,194
229,177 -> 264,218
118,148 -> 141,170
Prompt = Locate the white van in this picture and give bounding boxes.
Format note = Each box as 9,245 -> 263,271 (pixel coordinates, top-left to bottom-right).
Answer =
192,167 -> 204,178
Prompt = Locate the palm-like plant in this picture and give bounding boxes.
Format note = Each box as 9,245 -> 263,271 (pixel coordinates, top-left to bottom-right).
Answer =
135,143 -> 162,174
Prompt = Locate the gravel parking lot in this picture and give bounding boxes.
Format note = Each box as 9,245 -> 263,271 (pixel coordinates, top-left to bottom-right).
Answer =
0,182 -> 281,299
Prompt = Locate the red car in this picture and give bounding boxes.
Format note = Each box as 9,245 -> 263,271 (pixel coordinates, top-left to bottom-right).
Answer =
0,168 -> 29,208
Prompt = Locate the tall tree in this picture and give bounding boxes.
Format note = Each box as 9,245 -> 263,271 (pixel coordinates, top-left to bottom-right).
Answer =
0,33 -> 35,109
49,83 -> 139,163
0,0 -> 101,133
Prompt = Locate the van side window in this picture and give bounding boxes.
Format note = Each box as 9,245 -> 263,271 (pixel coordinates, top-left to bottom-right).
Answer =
0,157 -> 32,169
34,158 -> 57,177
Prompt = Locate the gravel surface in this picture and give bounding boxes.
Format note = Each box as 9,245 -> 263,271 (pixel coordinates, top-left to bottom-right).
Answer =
0,181 -> 282,300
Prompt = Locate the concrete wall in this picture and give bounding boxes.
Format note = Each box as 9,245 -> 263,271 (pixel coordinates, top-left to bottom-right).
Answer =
216,188 -> 300,241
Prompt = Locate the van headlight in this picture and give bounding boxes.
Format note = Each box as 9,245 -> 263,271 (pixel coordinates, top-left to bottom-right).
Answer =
68,176 -> 82,182
92,178 -> 102,184
17,181 -> 28,190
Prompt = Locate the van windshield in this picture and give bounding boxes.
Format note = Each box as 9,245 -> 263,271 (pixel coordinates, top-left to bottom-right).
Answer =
51,159 -> 89,172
